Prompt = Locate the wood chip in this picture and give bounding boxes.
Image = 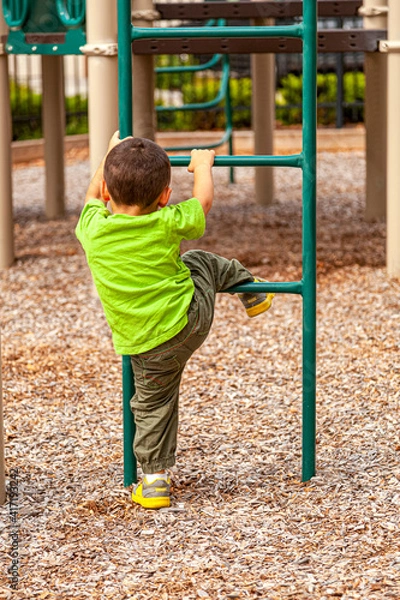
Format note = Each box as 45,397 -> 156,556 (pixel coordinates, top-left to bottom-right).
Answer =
1,151 -> 399,598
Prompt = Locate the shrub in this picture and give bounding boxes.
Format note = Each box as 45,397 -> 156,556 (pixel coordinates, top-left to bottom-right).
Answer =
65,95 -> 88,135
11,80 -> 88,140
155,55 -> 196,90
156,75 -> 253,131
10,69 -> 366,140
276,73 -> 303,125
276,71 -> 365,126
10,80 -> 43,140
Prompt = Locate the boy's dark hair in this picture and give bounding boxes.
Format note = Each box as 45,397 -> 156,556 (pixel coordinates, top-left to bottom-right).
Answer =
104,137 -> 171,208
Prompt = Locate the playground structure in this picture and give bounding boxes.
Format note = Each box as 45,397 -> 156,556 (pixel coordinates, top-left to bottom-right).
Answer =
0,0 -> 400,503
1,1 -> 399,266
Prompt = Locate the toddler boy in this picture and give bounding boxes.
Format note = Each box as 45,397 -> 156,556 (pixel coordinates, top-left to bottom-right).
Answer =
76,132 -> 274,509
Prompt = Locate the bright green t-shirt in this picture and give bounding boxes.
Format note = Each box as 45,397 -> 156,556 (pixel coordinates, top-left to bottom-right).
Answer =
75,197 -> 205,354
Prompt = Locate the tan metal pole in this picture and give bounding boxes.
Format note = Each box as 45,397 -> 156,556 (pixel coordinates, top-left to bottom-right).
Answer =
386,0 -> 400,276
0,11 -> 14,268
362,0 -> 388,221
251,51 -> 275,205
132,0 -> 156,140
0,329 -> 5,505
85,0 -> 118,176
251,7 -> 275,205
42,55 -> 66,218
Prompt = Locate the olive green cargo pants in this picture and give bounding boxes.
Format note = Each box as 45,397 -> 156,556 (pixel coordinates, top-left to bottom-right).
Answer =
130,250 -> 253,474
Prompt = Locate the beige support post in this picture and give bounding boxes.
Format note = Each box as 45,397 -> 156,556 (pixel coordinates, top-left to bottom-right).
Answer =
0,330 -> 5,505
386,0 -> 400,276
362,0 -> 388,221
85,0 -> 118,176
132,0 -> 156,140
251,8 -> 275,205
251,52 -> 275,205
42,55 -> 66,218
0,11 -> 14,268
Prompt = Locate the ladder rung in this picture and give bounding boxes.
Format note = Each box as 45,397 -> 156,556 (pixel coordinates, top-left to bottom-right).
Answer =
131,24 -> 304,41
224,281 -> 303,295
169,154 -> 303,168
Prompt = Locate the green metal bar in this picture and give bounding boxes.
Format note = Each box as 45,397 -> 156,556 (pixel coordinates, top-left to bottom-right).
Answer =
118,0 -> 133,138
226,281 -> 303,295
163,126 -> 232,153
156,58 -> 229,112
169,154 -> 303,168
301,0 -> 317,482
132,23 -> 304,40
122,355 -> 137,486
156,53 -> 222,74
119,0 -> 135,487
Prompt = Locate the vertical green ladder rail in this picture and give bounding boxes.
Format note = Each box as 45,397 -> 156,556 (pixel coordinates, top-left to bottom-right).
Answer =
301,0 -> 317,482
118,0 -> 135,486
122,355 -> 136,487
117,0 -> 317,486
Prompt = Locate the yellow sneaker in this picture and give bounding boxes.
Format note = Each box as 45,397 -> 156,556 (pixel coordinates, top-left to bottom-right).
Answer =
132,475 -> 171,509
238,278 -> 275,318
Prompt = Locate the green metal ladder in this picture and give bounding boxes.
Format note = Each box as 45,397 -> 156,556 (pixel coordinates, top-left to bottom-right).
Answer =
155,20 -> 235,182
117,0 -> 317,486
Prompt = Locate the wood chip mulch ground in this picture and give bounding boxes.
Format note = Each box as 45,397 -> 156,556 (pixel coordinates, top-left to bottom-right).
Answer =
1,151 -> 400,599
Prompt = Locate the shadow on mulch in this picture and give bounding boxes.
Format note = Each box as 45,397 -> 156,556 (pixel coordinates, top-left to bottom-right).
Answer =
182,199 -> 386,280
12,198 -> 386,281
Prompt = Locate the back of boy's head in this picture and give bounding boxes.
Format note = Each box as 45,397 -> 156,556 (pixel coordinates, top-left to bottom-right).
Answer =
104,137 -> 171,208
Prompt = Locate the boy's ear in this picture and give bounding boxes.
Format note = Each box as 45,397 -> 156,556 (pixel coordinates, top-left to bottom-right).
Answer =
158,186 -> 172,208
101,179 -> 110,203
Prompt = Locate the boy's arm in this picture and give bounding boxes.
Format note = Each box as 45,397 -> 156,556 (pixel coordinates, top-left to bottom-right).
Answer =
84,131 -> 123,204
187,149 -> 215,216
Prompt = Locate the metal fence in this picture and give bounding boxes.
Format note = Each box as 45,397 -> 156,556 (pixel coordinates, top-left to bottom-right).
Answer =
9,17 -> 365,141
9,54 -> 88,140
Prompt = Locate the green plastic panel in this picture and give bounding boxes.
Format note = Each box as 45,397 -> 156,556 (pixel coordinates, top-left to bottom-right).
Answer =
2,0 -> 85,55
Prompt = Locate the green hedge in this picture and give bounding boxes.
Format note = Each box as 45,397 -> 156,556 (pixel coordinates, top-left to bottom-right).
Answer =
10,80 -> 88,140
276,71 -> 365,125
157,71 -> 365,131
10,71 -> 365,140
157,76 -> 252,131
10,80 -> 42,140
